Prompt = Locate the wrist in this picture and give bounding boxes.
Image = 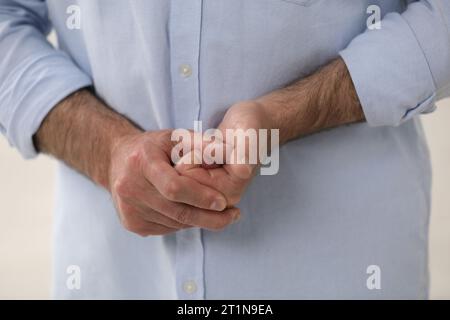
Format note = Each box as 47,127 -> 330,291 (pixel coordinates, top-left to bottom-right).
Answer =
256,92 -> 308,146
58,90 -> 143,191
256,58 -> 361,144
102,126 -> 142,191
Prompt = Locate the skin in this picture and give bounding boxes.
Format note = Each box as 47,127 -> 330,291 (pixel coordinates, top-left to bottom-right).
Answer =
34,57 -> 364,236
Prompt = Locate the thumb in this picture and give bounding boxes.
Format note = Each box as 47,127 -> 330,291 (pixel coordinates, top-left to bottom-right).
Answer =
218,126 -> 257,180
174,149 -> 203,173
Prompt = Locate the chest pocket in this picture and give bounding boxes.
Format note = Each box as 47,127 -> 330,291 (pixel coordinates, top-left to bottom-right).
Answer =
281,0 -> 317,6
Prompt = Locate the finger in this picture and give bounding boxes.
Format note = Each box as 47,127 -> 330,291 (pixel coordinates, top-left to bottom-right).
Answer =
223,162 -> 258,183
151,195 -> 241,230
224,139 -> 257,179
144,160 -> 228,211
175,149 -> 203,169
132,221 -> 178,237
175,164 -> 244,206
173,130 -> 226,167
224,162 -> 255,180
173,145 -> 250,207
118,202 -> 179,236
216,127 -> 257,180
126,198 -> 191,229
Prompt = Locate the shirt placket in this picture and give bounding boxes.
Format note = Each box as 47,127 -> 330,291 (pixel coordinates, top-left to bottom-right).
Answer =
170,0 -> 205,300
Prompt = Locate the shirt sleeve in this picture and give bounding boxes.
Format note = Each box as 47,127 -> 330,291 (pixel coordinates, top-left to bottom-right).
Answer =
339,0 -> 450,127
0,0 -> 92,158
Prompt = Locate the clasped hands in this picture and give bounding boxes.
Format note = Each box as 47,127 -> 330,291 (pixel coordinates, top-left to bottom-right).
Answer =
109,101 -> 275,236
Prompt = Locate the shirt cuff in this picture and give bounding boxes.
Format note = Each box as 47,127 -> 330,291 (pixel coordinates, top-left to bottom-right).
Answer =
0,52 -> 92,158
339,11 -> 439,127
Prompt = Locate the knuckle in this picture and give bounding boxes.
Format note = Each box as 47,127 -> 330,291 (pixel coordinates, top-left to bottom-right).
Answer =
164,180 -> 182,200
113,177 -> 140,200
119,205 -> 141,232
113,177 -> 130,198
126,149 -> 143,168
175,206 -> 192,225
121,205 -> 134,217
147,162 -> 159,180
121,217 -> 139,233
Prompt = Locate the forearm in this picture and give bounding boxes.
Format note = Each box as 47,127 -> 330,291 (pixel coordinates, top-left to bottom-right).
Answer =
257,57 -> 365,145
34,89 -> 141,189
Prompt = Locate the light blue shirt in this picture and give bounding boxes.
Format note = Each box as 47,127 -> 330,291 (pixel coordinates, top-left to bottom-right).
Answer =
1,0 -> 449,299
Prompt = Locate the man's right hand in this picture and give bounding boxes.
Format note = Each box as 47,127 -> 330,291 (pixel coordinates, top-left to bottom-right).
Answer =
108,130 -> 240,236
35,90 -> 240,237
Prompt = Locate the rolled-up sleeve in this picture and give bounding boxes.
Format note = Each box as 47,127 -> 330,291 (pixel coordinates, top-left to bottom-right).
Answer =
0,0 -> 92,158
339,0 -> 450,127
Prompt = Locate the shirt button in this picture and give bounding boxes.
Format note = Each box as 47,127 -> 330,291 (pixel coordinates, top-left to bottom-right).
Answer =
183,280 -> 197,294
179,64 -> 192,78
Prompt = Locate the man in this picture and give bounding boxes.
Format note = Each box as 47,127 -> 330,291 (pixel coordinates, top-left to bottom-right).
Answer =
0,0 -> 449,299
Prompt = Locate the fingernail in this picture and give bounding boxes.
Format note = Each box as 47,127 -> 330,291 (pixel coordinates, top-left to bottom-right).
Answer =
210,198 -> 226,211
